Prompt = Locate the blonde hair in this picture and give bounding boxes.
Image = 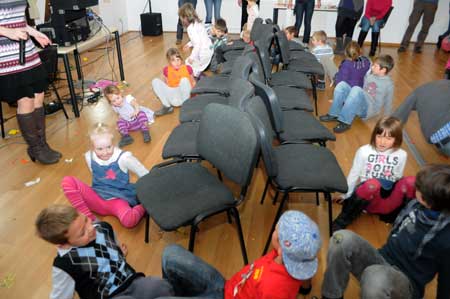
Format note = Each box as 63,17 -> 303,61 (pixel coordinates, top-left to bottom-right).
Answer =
89,123 -> 115,145
178,3 -> 201,24
345,41 -> 361,61
312,30 -> 327,43
103,84 -> 121,102
35,205 -> 79,244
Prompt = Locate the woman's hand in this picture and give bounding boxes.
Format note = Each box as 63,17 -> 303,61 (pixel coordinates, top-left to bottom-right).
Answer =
120,243 -> 128,257
369,17 -> 376,26
238,0 -> 242,7
26,26 -> 51,47
0,27 -> 28,41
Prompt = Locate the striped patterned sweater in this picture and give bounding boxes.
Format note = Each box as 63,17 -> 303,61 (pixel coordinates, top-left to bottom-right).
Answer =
0,0 -> 41,76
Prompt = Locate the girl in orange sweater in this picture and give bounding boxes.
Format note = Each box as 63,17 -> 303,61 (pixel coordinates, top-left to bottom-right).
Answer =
151,48 -> 196,116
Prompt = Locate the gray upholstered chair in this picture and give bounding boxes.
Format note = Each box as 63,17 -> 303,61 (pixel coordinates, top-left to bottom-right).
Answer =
136,104 -> 260,264
243,96 -> 347,252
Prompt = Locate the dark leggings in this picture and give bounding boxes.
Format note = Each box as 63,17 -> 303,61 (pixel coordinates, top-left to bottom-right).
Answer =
335,15 -> 358,39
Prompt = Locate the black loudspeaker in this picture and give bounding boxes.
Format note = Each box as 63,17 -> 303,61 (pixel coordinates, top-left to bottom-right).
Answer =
140,13 -> 162,36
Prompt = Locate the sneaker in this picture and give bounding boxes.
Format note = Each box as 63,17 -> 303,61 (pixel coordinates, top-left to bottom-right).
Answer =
333,122 -> 351,133
154,106 -> 174,116
414,47 -> 422,53
176,39 -> 182,45
119,135 -> 134,148
319,114 -> 338,122
316,80 -> 326,90
142,130 -> 151,143
397,46 -> 406,53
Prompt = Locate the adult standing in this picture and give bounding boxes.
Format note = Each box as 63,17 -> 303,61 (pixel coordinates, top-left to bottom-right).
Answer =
176,0 -> 197,45
204,0 -> 222,26
398,0 -> 439,53
334,0 -> 364,55
238,0 -> 260,30
294,0 -> 320,44
0,0 -> 60,164
437,1 -> 450,49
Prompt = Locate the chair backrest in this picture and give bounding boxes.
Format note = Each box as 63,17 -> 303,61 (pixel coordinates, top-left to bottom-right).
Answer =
197,104 -> 259,188
230,55 -> 254,79
228,77 -> 255,111
244,96 -> 278,178
248,73 -> 284,135
253,40 -> 273,81
275,30 -> 291,65
38,45 -> 58,83
243,47 -> 265,83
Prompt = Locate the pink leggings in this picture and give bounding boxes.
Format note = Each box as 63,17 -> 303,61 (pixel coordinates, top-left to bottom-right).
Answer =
356,176 -> 416,214
61,176 -> 146,228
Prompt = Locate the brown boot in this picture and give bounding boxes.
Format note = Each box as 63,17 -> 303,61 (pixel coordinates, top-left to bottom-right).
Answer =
17,112 -> 59,164
33,107 -> 62,159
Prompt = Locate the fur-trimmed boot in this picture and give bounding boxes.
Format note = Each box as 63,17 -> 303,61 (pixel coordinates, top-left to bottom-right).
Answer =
33,107 -> 62,159
334,37 -> 344,55
369,32 -> 379,56
343,36 -> 352,50
332,194 -> 369,232
17,112 -> 59,164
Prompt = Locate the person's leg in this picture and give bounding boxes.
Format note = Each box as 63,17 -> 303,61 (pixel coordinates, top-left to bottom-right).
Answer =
162,244 -> 225,298
346,18 -> 358,40
302,0 -> 314,44
112,276 -> 174,299
32,105 -> 61,159
61,176 -> 97,221
415,2 -> 438,51
177,0 -> 185,42
117,118 -> 131,136
176,77 -> 192,106
321,230 -> 387,299
360,264 -> 413,299
336,86 -> 367,125
152,78 -> 174,108
241,0 -> 248,29
328,81 -> 352,118
358,17 -> 370,47
334,15 -> 346,54
204,0 -> 213,24
294,3 -> 306,38
213,0 -> 222,21
399,1 -> 424,48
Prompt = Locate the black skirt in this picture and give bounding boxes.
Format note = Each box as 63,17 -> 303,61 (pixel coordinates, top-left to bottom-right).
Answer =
0,64 -> 49,104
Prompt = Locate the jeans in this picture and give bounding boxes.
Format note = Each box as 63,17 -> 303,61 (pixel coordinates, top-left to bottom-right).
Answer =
112,276 -> 174,299
400,1 -> 437,48
360,16 -> 384,33
328,81 -> 368,125
321,230 -> 414,299
161,244 -> 225,299
436,140 -> 450,157
204,0 -> 222,24
177,0 -> 198,41
294,0 -> 315,43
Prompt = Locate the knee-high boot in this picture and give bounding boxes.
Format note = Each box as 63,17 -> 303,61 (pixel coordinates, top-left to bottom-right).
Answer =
17,112 -> 59,164
357,30 -> 368,47
334,37 -> 344,55
369,32 -> 379,56
33,107 -> 62,159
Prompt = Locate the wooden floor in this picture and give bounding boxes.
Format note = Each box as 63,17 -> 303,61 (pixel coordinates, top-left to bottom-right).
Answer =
0,32 -> 448,299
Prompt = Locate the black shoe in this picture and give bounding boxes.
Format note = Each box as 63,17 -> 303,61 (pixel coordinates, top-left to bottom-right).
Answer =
319,114 -> 338,122
119,135 -> 134,148
414,47 -> 422,53
142,130 -> 151,143
176,39 -> 182,45
437,35 -> 444,49
316,80 -> 326,90
155,106 -> 174,116
298,285 -> 312,295
333,122 -> 351,133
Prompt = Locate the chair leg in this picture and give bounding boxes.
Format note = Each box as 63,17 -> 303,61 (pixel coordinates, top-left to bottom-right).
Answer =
325,192 -> 333,237
217,169 -> 223,182
260,179 -> 270,204
310,76 -> 318,116
226,210 -> 233,224
0,103 -> 5,139
52,83 -> 69,119
145,214 -> 150,243
188,224 -> 198,252
231,207 -> 248,265
316,192 -> 320,206
272,191 -> 279,205
263,192 -> 289,254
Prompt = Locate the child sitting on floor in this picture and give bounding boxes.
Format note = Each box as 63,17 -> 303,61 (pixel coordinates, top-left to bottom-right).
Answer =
319,54 -> 394,133
310,30 -> 338,90
61,123 -> 148,228
179,3 -> 213,78
152,48 -> 196,116
161,210 -> 321,298
332,116 -> 416,231
104,85 -> 153,147
334,41 -> 371,88
209,18 -> 229,73
35,204 -> 173,299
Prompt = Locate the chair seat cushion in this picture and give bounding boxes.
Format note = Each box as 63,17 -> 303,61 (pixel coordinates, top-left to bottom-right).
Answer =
270,71 -> 312,89
179,94 -> 228,123
271,86 -> 313,111
287,54 -> 325,76
191,75 -> 230,95
162,122 -> 200,159
273,144 -> 347,193
136,163 -> 235,230
279,110 -> 335,142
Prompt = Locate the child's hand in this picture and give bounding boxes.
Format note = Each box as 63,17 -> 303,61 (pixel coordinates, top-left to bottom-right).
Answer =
370,17 -> 376,26
187,58 -> 193,64
132,109 -> 140,119
120,243 -> 128,257
183,44 -> 190,52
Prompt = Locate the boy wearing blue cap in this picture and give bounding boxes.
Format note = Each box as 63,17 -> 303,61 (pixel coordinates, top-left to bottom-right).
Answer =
161,210 -> 322,299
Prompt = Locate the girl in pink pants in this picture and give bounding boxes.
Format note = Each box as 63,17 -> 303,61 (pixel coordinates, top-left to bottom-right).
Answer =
61,123 -> 147,228
332,116 -> 416,231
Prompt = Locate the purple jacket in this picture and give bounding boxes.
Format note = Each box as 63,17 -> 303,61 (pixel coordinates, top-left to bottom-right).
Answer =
335,56 -> 371,87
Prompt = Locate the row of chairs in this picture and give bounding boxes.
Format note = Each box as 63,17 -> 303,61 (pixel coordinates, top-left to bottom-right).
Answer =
135,20 -> 348,264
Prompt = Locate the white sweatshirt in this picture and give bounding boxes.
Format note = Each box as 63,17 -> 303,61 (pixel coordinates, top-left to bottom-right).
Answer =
342,144 -> 407,199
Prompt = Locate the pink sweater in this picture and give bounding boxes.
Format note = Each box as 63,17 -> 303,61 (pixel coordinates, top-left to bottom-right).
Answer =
364,0 -> 392,20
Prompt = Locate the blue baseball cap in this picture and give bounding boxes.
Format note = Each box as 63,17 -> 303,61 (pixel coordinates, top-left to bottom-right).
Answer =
278,210 -> 322,280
